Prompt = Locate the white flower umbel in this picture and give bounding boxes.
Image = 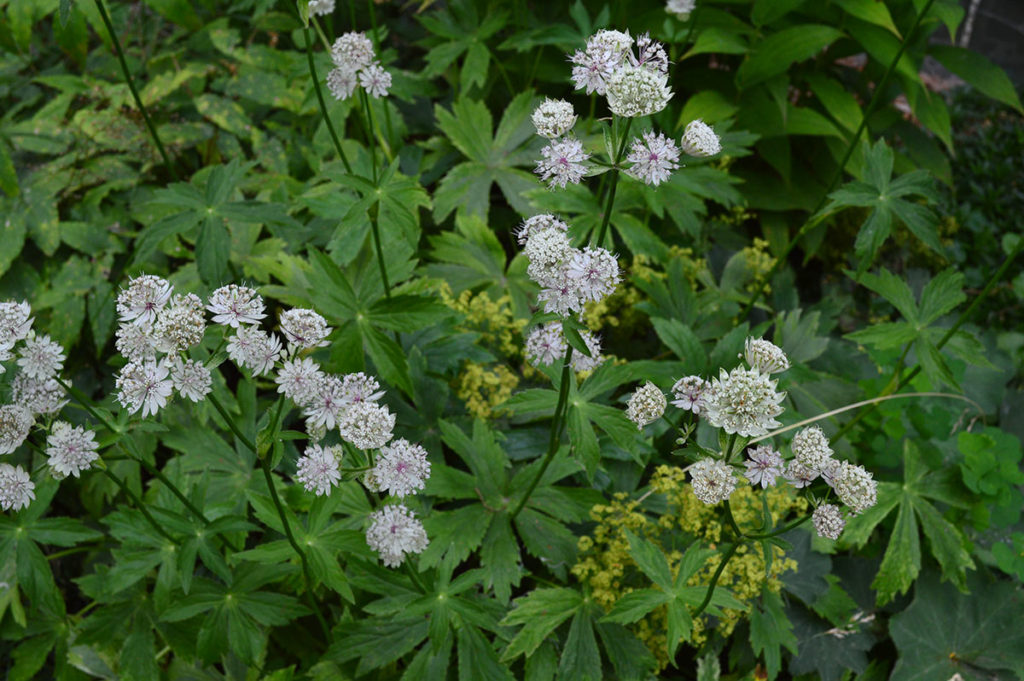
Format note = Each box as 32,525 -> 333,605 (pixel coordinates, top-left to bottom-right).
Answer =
13,374 -> 68,415
115,320 -> 158,362
359,64 -> 392,98
565,247 -> 621,303
154,293 -> 206,353
326,66 -> 359,100
532,98 -> 578,139
571,331 -> 605,373
784,459 -> 818,488
280,308 -> 332,350
366,503 -> 429,567
524,323 -> 566,368
743,445 -> 784,488
276,358 -> 325,408
791,426 -> 834,474
115,360 -> 174,418
206,284 -> 266,328
304,375 -> 347,431
16,334 -> 65,380
831,461 -> 878,515
295,444 -> 343,496
681,119 -> 722,157
340,372 -> 385,404
536,276 -> 587,318
116,274 -> 173,325
670,375 -> 707,414
46,421 -> 99,479
666,0 -> 696,20
525,227 -> 574,286
626,381 -> 667,429
606,66 -> 672,118
625,130 -> 680,186
373,439 -> 431,498
536,137 -> 590,189
170,358 -> 212,402
631,33 -> 669,74
570,36 -> 630,95
331,32 -> 375,69
340,401 -> 395,450
227,326 -> 282,377
515,214 -> 570,246
307,0 -> 334,16
690,458 -> 737,505
813,504 -> 845,540
0,405 -> 33,455
0,301 -> 33,349
744,337 -> 790,374
703,367 -> 785,437
0,463 -> 34,512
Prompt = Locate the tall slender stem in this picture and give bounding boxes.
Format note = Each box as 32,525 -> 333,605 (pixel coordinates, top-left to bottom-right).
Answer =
53,376 -> 119,434
370,207 -> 392,299
360,90 -> 378,182
304,25 -> 354,175
207,393 -> 257,453
104,469 -> 177,544
744,514 -> 811,540
739,0 -> 938,317
510,346 -> 575,519
595,117 -> 633,247
723,500 -> 744,538
692,541 -> 739,618
93,0 -> 177,179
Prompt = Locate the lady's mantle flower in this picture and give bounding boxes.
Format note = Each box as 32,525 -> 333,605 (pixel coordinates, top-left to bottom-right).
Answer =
115,360 -> 174,418
626,381 -> 667,429
703,367 -> 785,437
791,426 -> 834,474
681,119 -> 722,157
366,503 -> 429,567
813,504 -> 845,540
606,66 -> 672,118
207,285 -> 266,327
744,445 -> 784,488
670,376 -> 707,414
532,99 -> 578,139
0,405 -> 33,455
625,130 -> 680,186
0,301 -> 33,349
690,458 -> 736,505
280,309 -> 332,350
745,337 -> 789,374
536,137 -> 590,189
831,461 -> 877,515
373,439 -> 431,498
666,0 -> 697,21
17,334 -> 65,380
169,358 -> 212,402
116,275 -> 173,325
295,444 -> 343,496
0,463 -> 34,512
46,421 -> 99,479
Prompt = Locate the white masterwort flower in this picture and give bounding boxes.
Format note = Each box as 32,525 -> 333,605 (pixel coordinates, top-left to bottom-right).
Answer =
280,308 -> 332,350
366,503 -> 429,567
532,98 -> 578,139
276,358 -> 324,407
626,130 -> 680,186
0,405 -> 34,455
690,458 -> 737,505
791,426 -> 834,474
115,360 -> 174,418
784,459 -> 818,488
626,381 -> 667,429
169,358 -> 212,402
666,0 -> 697,20
606,66 -> 672,118
206,285 -> 266,328
525,323 -> 566,367
295,444 -> 343,496
304,375 -> 347,431
813,504 -> 845,540
0,463 -> 34,512
340,401 -> 395,450
0,301 -> 33,348
12,374 -> 67,415
17,334 -> 65,380
743,445 -> 784,488
565,247 -> 621,303
569,29 -> 633,96
571,330 -> 605,373
630,33 -> 669,74
831,461 -> 878,515
524,227 -> 574,286
116,274 -> 173,325
341,372 -> 385,404
115,320 -> 157,362
307,0 -> 335,17
227,326 -> 282,377
515,214 -> 570,246
326,66 -> 359,100
46,421 -> 99,479
536,275 -> 587,318
745,337 -> 790,374
154,293 -> 206,353
703,367 -> 785,437
681,119 -> 722,157
331,32 -> 375,69
670,376 -> 707,414
359,63 -> 392,98
374,439 -> 431,498
536,137 -> 590,189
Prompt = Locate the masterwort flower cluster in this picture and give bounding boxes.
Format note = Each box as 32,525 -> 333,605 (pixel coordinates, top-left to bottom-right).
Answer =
326,31 -> 392,100
532,99 -> 590,190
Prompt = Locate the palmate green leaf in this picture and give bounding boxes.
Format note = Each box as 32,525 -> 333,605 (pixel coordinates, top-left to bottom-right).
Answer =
787,602 -> 873,681
602,589 -> 672,624
329,618 -> 430,674
480,514 -> 521,604
501,588 -> 582,661
872,493 -> 920,606
558,609 -> 602,681
917,268 -> 966,326
458,623 -> 515,681
625,529 -> 673,591
750,589 -> 798,680
597,622 -> 660,681
914,337 -> 957,389
857,268 -> 918,323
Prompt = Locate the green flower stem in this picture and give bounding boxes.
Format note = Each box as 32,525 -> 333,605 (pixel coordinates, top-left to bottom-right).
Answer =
47,542 -> 107,562
724,432 -> 739,462
207,392 -> 257,454
93,0 -> 177,180
404,562 -> 428,593
723,499 -> 744,538
594,117 -> 633,248
103,468 -> 177,544
831,236 -> 1024,444
260,455 -> 331,642
369,204 -> 392,300
360,89 -> 379,180
304,26 -> 354,175
739,0 -> 938,318
692,541 -> 739,618
52,376 -> 119,435
510,345 -> 575,519
744,514 -> 812,540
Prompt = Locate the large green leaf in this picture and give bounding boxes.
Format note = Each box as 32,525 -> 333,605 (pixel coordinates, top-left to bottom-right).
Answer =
737,25 -> 843,88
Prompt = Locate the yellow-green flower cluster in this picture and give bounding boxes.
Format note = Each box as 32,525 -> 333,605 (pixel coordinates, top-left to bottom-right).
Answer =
741,237 -> 777,295
454,362 -> 518,420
